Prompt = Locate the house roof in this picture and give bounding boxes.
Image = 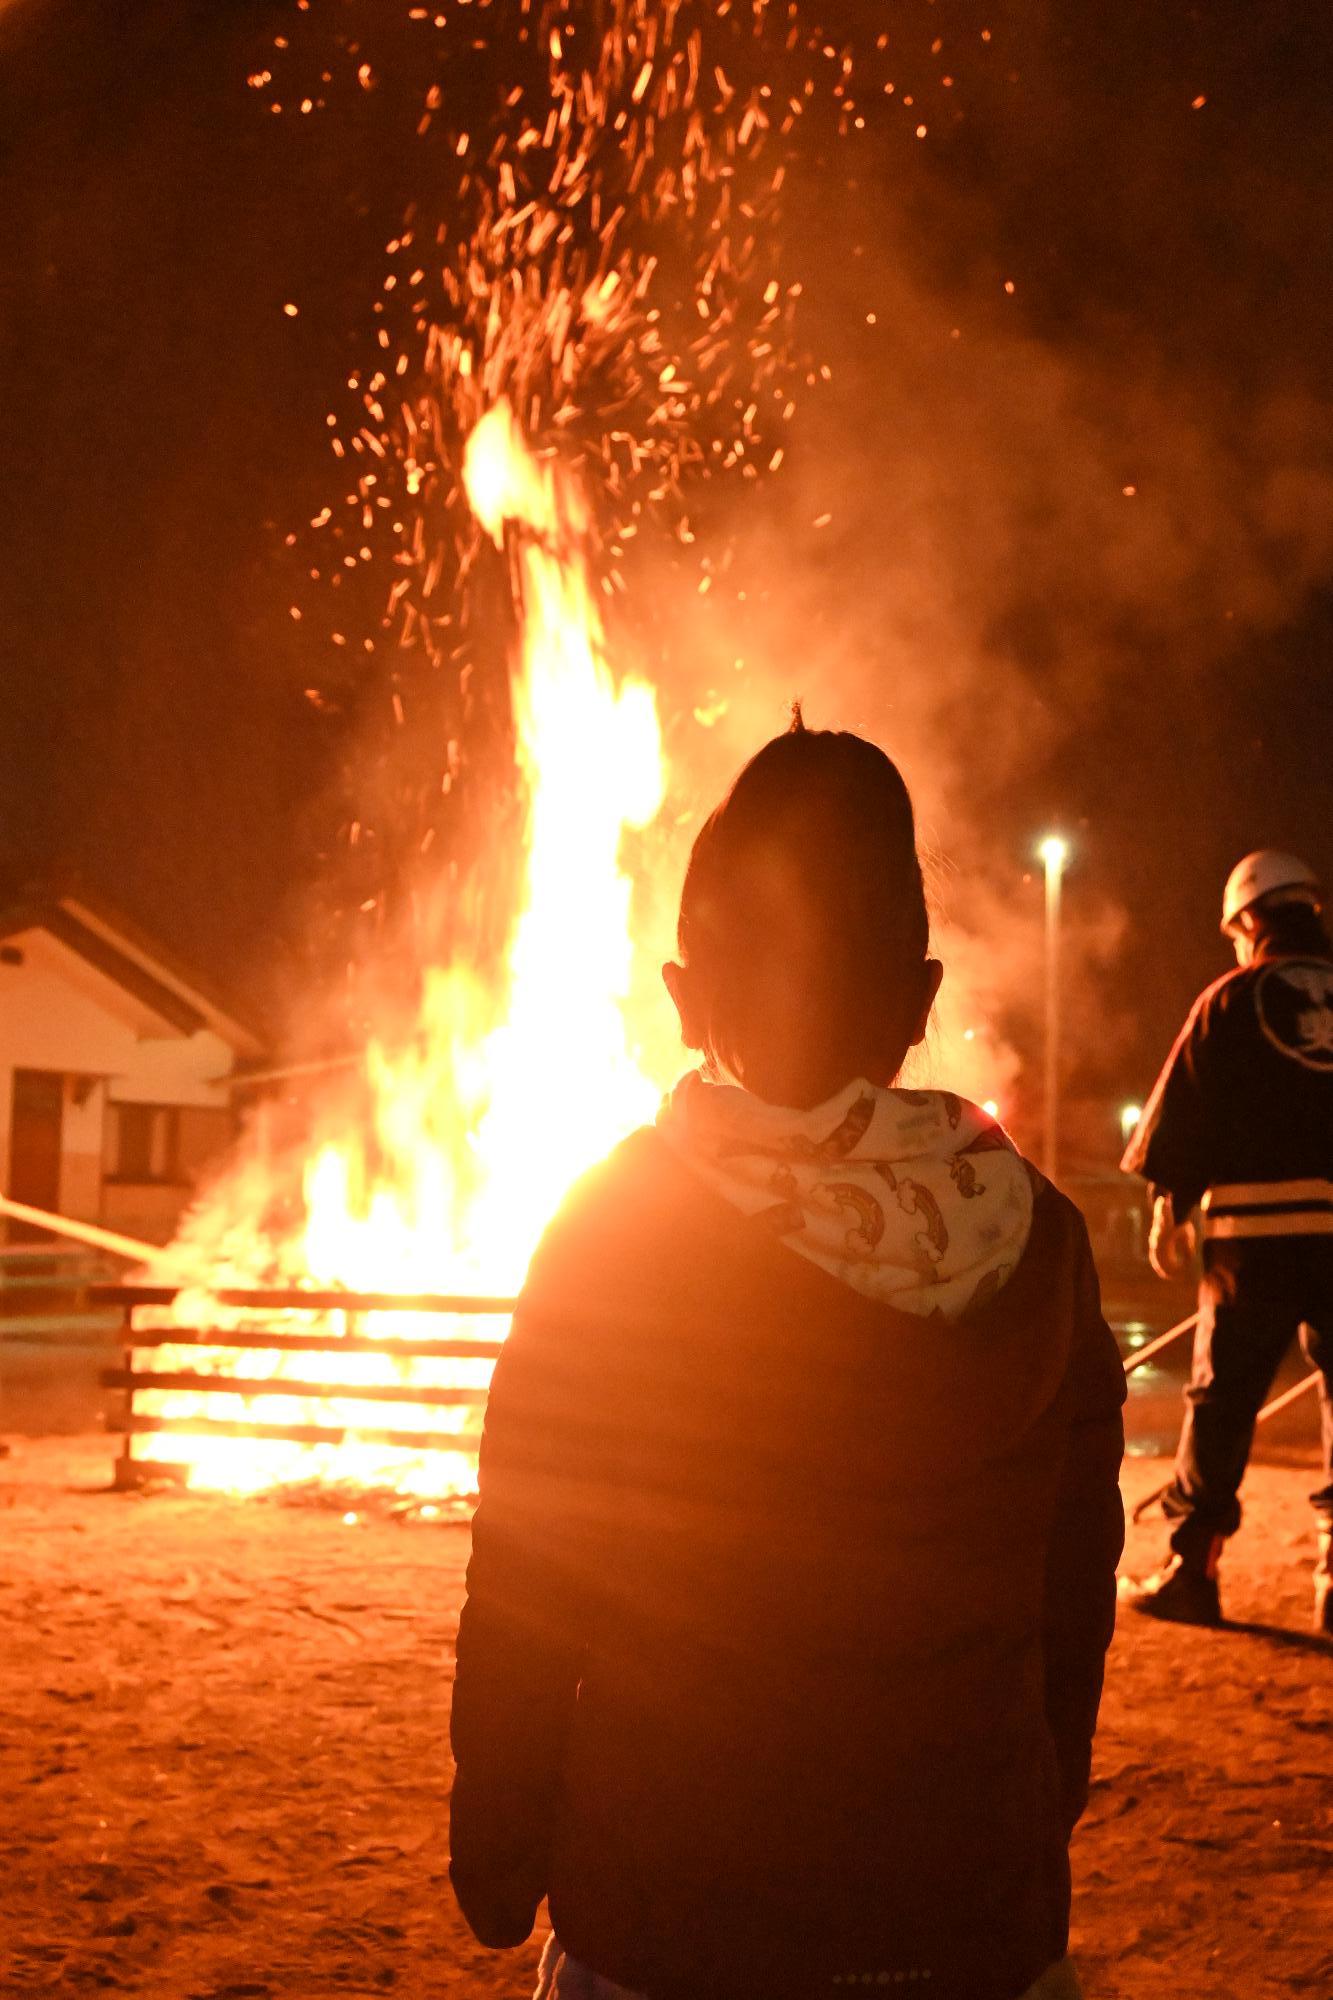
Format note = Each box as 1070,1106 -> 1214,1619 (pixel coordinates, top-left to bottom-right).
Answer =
0,888 -> 268,1059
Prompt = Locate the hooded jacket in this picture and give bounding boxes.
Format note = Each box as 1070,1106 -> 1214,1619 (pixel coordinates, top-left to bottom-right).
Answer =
449,1126 -> 1125,2000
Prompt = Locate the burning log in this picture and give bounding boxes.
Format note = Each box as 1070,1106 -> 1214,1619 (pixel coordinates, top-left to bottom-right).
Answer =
101,406 -> 668,1504
97,1285 -> 517,1316
92,1284 -> 514,1496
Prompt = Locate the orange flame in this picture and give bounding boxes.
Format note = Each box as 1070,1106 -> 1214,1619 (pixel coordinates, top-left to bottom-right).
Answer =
135,404 -> 672,1498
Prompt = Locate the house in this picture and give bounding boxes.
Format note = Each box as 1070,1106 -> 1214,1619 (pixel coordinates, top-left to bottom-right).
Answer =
0,890 -> 267,1245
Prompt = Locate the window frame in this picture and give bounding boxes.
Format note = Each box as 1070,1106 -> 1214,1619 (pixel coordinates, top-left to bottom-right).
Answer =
104,1101 -> 185,1187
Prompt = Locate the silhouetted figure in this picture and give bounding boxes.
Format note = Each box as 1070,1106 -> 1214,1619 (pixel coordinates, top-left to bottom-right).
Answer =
1122,850 -> 1333,1631
451,715 -> 1125,2000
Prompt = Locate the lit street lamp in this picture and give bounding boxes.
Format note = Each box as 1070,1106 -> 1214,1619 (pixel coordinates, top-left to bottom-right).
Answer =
1038,835 -> 1069,1183
1120,1102 -> 1143,1146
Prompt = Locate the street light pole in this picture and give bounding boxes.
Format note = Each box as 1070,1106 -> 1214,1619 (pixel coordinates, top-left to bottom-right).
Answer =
1039,836 -> 1068,1184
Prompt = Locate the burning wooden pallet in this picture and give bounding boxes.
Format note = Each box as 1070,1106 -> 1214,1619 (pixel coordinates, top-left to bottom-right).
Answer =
90,1284 -> 515,1493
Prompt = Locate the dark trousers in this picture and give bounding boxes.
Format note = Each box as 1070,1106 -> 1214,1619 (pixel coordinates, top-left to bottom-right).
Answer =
1165,1237 -> 1333,1562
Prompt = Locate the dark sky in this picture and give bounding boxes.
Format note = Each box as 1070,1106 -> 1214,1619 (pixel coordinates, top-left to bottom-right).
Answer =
1,0 -> 1331,1123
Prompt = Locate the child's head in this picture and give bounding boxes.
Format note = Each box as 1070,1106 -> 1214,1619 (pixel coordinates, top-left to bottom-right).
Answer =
664,711 -> 942,1108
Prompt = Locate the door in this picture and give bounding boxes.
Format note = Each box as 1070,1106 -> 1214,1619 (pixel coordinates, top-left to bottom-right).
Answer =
8,1069 -> 64,1238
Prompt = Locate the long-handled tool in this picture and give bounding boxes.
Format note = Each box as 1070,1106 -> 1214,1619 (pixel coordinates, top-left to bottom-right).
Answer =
1130,1367 -> 1323,1524
1121,1311 -> 1198,1377
0,1193 -> 184,1273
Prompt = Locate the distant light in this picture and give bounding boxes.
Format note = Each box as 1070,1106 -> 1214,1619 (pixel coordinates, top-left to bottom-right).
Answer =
1038,834 -> 1069,871
1120,1102 -> 1143,1140
342,1511 -> 359,1526
962,1027 -> 975,1042
982,1098 -> 1000,1120
283,302 -> 299,316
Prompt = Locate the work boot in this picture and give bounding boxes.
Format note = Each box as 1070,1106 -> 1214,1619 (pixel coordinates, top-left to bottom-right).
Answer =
1315,1529 -> 1333,1638
1123,1544 -> 1223,1627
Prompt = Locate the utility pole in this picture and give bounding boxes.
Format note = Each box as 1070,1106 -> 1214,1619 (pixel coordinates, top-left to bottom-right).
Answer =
1039,836 -> 1068,1184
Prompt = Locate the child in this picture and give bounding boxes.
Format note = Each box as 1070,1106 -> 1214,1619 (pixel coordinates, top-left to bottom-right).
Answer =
450,716 -> 1125,2000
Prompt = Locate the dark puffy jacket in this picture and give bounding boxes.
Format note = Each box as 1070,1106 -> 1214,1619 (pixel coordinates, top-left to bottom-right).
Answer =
450,1129 -> 1125,2000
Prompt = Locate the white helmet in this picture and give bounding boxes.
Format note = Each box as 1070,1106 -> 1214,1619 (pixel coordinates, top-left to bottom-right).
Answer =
1221,850 -> 1322,934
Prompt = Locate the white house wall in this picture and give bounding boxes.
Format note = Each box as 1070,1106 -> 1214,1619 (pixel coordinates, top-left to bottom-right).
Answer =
60,1077 -> 106,1223
0,944 -> 235,1110
0,950 -> 158,1080
11,927 -> 178,1043
0,931 -> 240,1222
106,1030 -> 236,1109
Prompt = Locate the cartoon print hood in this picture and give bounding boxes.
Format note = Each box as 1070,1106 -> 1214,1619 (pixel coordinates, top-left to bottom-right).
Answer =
657,1070 -> 1036,1320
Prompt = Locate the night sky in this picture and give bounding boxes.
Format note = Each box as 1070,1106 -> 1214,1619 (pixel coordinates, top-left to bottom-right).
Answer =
2,0 -> 1331,1139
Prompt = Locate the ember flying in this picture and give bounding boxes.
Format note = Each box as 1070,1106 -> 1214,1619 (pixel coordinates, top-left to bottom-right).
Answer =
66,1 -> 1030,1500
130,402 -> 672,1497
1,6 -> 1332,1995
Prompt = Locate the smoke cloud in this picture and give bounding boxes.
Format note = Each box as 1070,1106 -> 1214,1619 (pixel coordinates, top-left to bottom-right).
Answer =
613,134 -> 1333,1141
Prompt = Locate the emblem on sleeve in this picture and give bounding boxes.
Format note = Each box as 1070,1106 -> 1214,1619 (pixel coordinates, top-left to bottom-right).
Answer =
1256,960 -> 1333,1071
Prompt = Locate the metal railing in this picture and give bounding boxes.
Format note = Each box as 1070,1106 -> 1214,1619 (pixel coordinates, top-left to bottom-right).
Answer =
0,1243 -> 123,1346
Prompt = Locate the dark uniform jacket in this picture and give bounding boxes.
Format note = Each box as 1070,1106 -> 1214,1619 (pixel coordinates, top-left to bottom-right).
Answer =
1122,948 -> 1333,1239
449,1129 -> 1125,2000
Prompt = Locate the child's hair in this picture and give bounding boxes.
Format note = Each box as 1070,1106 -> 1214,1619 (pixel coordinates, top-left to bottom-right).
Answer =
676,709 -> 932,1104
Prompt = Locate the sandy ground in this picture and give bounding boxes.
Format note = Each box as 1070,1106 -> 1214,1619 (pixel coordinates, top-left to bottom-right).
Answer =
3,1435 -> 1331,2000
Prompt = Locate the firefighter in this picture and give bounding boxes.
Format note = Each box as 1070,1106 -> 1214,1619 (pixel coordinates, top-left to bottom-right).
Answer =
1121,850 -> 1333,1631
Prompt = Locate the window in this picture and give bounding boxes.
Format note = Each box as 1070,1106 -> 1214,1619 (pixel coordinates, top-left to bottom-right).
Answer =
108,1103 -> 181,1185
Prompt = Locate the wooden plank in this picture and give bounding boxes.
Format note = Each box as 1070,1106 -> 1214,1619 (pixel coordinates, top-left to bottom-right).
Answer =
110,1412 -> 483,1453
210,1288 -> 516,1314
118,1326 -> 505,1359
88,1283 -> 518,1315
89,1284 -> 201,1308
102,1368 -> 490,1408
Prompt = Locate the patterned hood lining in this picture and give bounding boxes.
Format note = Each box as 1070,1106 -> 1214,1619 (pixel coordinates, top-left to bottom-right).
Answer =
657,1071 -> 1037,1321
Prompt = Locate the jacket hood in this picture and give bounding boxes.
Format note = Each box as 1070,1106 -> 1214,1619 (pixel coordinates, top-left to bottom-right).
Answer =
657,1071 -> 1036,1322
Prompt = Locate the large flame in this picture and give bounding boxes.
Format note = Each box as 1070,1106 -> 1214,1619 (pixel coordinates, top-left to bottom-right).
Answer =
134,405 -> 670,1498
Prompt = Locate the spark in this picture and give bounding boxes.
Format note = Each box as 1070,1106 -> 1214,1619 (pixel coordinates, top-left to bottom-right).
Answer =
154,4 -> 987,1500
261,0 -> 943,732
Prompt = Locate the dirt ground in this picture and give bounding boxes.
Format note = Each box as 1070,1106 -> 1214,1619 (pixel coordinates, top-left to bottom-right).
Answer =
3,1436 -> 1331,2000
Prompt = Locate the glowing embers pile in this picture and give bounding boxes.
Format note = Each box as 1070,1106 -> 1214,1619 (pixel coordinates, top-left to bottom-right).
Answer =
119,406 -> 668,1500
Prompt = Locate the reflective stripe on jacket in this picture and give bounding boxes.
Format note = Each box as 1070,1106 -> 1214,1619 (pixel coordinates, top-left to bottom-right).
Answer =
1201,1177 -> 1333,1240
